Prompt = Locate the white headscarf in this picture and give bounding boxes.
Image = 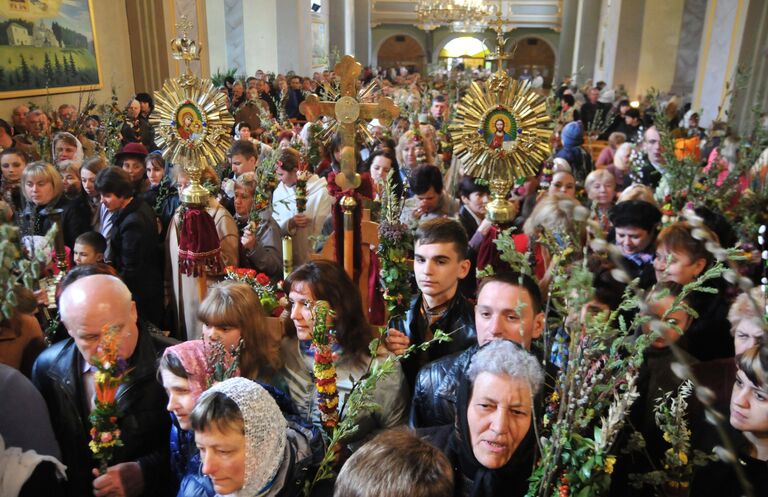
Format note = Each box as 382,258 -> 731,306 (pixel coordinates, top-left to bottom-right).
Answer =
205,378 -> 287,497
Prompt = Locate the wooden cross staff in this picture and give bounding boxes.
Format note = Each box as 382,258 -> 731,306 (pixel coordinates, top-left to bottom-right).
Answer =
301,55 -> 400,277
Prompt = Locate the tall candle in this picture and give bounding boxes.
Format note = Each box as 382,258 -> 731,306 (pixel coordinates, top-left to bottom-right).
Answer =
282,235 -> 293,280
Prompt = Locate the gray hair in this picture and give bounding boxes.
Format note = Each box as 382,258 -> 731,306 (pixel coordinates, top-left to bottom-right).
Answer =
467,340 -> 545,395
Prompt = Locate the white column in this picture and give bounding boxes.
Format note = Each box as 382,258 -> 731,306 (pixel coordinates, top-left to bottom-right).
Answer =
692,0 -> 750,126
344,0 -> 355,55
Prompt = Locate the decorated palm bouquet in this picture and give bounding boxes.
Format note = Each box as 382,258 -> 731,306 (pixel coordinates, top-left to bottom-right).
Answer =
88,324 -> 132,475
310,300 -> 339,431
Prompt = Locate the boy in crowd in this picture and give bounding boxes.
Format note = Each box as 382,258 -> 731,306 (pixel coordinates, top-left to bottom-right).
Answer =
385,218 -> 476,387
72,231 -> 106,266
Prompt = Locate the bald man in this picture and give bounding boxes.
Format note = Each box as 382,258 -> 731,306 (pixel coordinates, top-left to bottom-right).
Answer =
32,275 -> 173,497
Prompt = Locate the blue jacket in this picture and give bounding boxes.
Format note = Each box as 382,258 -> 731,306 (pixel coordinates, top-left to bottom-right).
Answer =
170,417 -> 215,497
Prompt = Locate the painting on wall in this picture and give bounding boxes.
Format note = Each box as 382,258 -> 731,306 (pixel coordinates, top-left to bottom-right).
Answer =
311,21 -> 327,69
0,0 -> 102,99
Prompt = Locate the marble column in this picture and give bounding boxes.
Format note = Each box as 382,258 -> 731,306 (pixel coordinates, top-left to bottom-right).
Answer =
344,0 -> 355,55
275,1 -> 318,74
571,0 -> 601,85
555,0 -> 578,83
613,0 -> 645,99
354,0 -> 371,66
730,0 -> 768,134
693,0 -> 750,126
670,0 -> 707,96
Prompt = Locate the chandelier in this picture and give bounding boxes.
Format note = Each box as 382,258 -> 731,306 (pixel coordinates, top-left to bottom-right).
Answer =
415,0 -> 488,31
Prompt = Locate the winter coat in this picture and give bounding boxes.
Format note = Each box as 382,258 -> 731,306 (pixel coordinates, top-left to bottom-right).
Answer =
109,197 -> 163,326
19,194 -> 91,250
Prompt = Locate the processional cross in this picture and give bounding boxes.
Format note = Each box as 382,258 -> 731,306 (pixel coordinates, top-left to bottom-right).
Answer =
301,55 -> 400,277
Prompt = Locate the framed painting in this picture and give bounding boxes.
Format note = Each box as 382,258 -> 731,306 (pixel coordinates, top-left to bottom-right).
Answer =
0,0 -> 102,99
311,21 -> 327,69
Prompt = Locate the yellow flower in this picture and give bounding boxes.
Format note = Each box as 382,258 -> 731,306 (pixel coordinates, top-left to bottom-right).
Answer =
678,451 -> 688,465
663,432 -> 672,443
604,455 -> 616,474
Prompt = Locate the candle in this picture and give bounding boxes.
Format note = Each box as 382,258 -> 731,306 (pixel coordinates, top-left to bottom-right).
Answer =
282,235 -> 293,280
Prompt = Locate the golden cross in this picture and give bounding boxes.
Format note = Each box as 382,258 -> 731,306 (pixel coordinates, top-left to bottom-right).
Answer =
175,15 -> 192,39
485,11 -> 516,73
302,55 -> 400,191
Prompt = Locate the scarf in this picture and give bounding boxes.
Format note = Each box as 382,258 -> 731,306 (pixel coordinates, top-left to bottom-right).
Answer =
449,374 -> 536,497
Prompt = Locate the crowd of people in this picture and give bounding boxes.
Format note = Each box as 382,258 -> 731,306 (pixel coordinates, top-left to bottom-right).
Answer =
0,61 -> 767,497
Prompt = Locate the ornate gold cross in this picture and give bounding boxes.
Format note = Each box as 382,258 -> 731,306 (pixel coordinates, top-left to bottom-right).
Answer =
485,11 -> 516,73
302,55 -> 400,191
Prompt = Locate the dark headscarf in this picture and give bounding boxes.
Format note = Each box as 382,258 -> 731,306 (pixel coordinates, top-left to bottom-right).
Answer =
448,369 -> 537,497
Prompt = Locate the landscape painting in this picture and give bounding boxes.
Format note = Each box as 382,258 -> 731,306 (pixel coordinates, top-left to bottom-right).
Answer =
0,0 -> 102,99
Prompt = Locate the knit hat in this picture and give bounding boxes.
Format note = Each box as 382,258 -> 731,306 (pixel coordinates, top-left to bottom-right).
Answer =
561,121 -> 584,148
609,200 -> 661,231
204,377 -> 287,496
114,142 -> 148,165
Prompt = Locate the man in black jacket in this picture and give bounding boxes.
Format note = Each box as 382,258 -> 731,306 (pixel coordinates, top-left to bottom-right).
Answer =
31,274 -> 172,497
96,166 -> 163,326
410,271 -> 546,428
385,218 -> 476,388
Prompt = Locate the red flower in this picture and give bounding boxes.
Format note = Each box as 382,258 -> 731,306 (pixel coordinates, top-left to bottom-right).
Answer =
255,273 -> 270,286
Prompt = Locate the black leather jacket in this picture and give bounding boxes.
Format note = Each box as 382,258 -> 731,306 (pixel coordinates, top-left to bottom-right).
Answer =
411,343 -> 559,429
31,323 -> 174,497
410,345 -> 477,428
388,292 -> 476,388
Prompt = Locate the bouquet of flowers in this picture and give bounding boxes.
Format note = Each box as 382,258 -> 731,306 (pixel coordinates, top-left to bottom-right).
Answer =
310,300 -> 339,431
88,324 -> 132,475
377,170 -> 413,320
295,168 -> 311,214
225,266 -> 286,316
204,336 -> 243,387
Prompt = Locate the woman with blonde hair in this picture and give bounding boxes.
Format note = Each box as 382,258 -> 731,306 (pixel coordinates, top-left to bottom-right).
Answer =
605,141 -> 633,190
197,280 -> 283,386
617,182 -> 657,205
584,169 -> 617,233
19,161 -> 90,250
396,130 -> 434,174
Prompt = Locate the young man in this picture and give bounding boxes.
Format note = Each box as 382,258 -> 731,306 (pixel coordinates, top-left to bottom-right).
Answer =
220,140 -> 259,215
95,166 -> 163,326
400,165 -> 458,227
385,217 -> 476,388
409,271 -> 546,428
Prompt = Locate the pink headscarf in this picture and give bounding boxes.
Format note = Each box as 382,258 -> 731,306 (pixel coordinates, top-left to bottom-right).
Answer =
162,340 -> 208,401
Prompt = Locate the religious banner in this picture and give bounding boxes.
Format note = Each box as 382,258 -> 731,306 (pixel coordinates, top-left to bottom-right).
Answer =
0,0 -> 102,98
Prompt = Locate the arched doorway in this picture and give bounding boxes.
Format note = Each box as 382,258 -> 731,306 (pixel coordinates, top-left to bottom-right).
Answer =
506,37 -> 556,88
377,35 -> 427,74
438,36 -> 490,70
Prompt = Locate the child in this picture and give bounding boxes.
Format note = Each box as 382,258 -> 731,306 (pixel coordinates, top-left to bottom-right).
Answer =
72,231 -> 106,265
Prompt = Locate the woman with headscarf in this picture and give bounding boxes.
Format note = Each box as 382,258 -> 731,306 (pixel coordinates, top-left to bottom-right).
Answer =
190,377 -> 320,497
419,340 -> 544,497
159,340 -> 296,497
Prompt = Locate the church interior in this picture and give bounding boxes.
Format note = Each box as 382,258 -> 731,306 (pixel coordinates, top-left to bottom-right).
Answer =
1,1 -> 768,497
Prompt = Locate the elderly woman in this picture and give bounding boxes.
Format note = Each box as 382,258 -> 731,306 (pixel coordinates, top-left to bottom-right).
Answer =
232,173 -> 282,281
420,340 -> 544,497
585,169 -> 617,233
279,261 -> 408,448
18,161 -> 90,250
190,377 -> 319,497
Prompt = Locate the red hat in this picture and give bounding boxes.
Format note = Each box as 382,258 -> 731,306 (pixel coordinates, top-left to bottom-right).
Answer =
114,142 -> 149,165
